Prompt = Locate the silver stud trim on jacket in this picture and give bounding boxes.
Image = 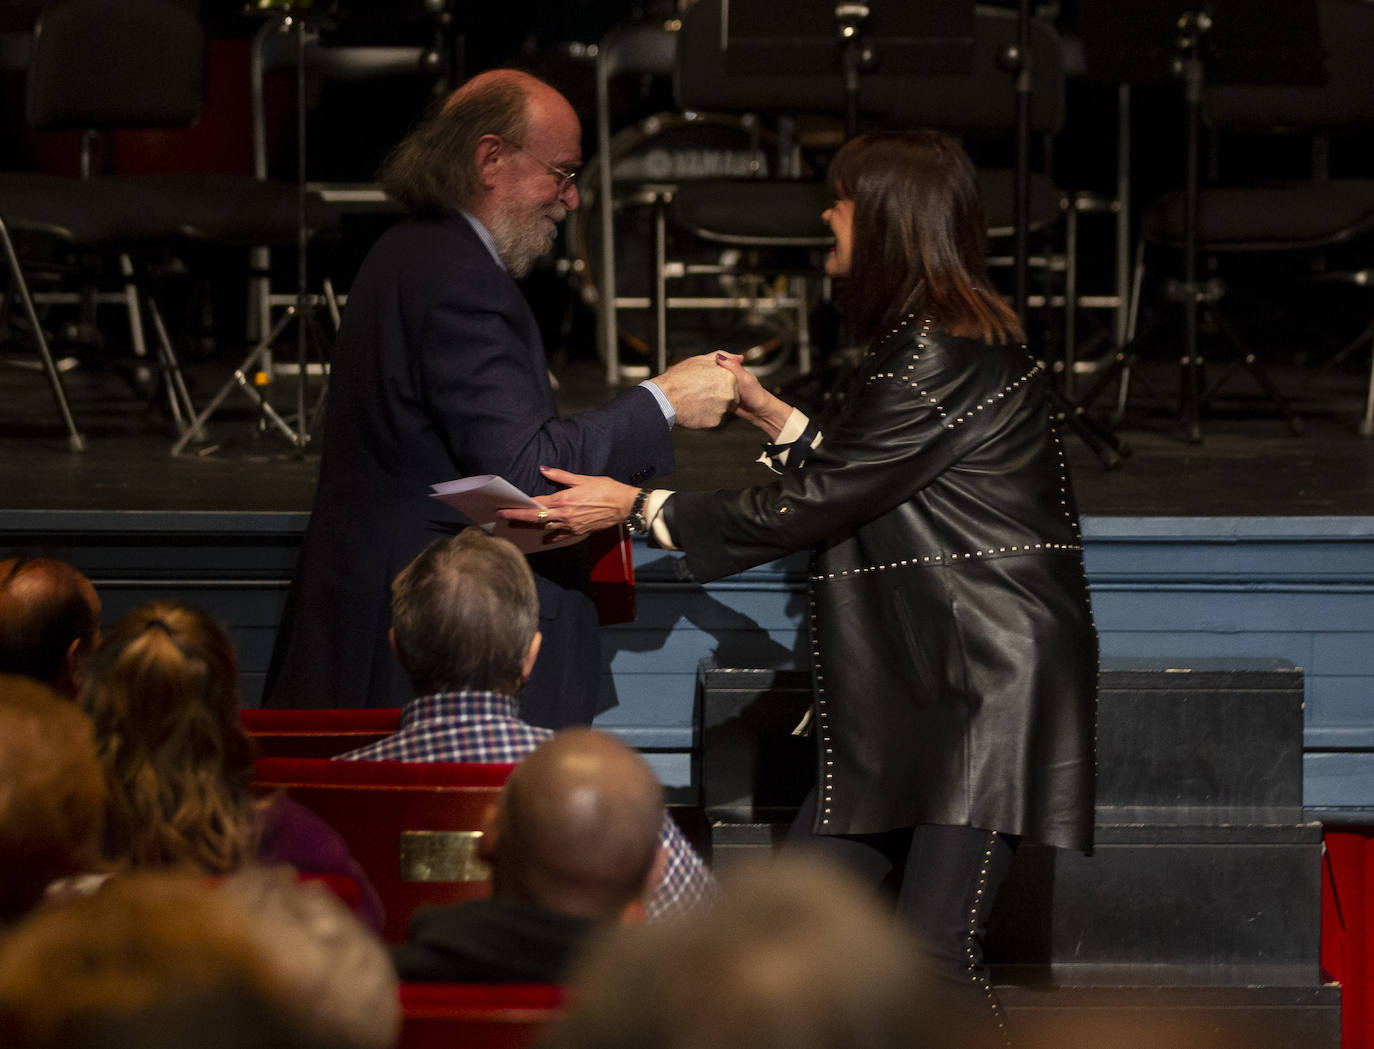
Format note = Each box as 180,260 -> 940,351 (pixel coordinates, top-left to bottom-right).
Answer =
808,541 -> 1083,582
967,832 -> 1011,1045
807,581 -> 834,827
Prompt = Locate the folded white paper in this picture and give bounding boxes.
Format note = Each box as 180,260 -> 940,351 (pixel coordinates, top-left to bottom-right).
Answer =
430,474 -> 585,554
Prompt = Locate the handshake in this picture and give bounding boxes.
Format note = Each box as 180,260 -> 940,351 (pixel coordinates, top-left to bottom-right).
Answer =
650,352 -> 741,430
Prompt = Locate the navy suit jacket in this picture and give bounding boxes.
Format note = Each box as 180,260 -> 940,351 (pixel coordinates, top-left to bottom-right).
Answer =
265,215 -> 674,726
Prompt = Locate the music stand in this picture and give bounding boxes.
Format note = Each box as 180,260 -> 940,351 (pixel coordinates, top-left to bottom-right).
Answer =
1072,0 -> 1324,444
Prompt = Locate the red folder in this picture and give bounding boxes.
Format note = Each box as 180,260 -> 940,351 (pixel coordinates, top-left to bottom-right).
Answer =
587,524 -> 636,625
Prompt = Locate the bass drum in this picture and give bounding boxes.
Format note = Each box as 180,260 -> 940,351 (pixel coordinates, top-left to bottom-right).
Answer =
569,112 -> 807,376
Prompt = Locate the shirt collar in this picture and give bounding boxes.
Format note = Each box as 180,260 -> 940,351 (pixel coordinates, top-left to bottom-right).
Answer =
401,689 -> 521,728
459,209 -> 506,272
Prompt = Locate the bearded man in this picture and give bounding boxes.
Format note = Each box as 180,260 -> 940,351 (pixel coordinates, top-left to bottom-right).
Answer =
266,70 -> 736,726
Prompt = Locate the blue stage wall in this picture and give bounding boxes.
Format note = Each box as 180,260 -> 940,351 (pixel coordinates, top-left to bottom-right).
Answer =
4,510 -> 1373,814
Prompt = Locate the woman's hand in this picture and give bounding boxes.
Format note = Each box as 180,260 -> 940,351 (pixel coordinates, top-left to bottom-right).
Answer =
496,467 -> 639,541
714,352 -> 793,440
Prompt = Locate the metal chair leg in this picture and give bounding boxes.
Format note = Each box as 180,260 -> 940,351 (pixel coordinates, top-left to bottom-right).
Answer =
1362,322 -> 1374,438
146,297 -> 204,441
1,215 -> 86,451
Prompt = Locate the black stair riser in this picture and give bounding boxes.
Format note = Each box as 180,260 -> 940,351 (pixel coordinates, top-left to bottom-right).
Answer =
986,842 -> 1320,969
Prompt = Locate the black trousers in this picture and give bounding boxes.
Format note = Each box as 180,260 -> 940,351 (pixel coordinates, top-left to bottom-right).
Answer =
787,789 -> 1019,1047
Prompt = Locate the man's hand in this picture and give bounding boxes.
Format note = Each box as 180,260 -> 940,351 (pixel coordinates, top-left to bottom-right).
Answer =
651,353 -> 740,430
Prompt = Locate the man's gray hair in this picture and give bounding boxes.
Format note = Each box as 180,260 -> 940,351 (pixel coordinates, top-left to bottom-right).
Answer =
390,531 -> 539,696
379,74 -> 530,217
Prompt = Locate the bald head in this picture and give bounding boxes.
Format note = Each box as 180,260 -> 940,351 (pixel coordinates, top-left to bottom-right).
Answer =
490,729 -> 664,920
0,557 -> 100,698
445,69 -> 570,116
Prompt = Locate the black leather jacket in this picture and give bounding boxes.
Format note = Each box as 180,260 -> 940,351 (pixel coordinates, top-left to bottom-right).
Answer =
666,314 -> 1097,850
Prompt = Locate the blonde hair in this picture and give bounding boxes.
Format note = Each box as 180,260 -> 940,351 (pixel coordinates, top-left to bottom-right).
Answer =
79,602 -> 258,874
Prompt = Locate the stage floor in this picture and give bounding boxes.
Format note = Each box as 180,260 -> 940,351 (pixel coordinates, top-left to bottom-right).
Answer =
3,352 -> 1374,519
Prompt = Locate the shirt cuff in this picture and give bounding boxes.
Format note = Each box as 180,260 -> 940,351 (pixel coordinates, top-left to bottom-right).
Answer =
775,408 -> 810,446
644,489 -> 676,549
639,379 -> 676,428
756,408 -> 819,472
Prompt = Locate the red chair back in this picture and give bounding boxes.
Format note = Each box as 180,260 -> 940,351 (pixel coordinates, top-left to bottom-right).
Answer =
253,757 -> 516,944
398,983 -> 566,1049
241,708 -> 403,758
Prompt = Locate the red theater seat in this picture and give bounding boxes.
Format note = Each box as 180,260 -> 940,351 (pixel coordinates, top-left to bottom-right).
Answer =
253,757 -> 516,944
398,983 -> 566,1049
241,708 -> 403,758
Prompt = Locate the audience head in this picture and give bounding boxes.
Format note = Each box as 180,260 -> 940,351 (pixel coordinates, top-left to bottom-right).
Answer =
0,554 -> 101,697
0,674 -> 106,926
0,873 -> 292,1049
78,601 -> 258,874
825,129 -> 1023,345
217,867 -> 401,1049
486,728 -> 665,921
380,68 -> 580,276
543,855 -> 952,1049
390,530 -> 541,698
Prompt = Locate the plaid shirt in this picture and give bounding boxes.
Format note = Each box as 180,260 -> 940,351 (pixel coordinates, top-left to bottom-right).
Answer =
337,691 -> 714,921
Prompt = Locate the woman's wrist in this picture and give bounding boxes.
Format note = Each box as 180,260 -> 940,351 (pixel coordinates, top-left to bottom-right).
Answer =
746,394 -> 794,440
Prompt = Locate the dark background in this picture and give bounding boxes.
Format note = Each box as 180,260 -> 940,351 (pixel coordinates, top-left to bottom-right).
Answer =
2,0 -> 1368,374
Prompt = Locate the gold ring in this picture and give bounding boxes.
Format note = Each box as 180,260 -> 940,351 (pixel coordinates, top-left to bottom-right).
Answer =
536,509 -> 549,522
543,520 -> 556,531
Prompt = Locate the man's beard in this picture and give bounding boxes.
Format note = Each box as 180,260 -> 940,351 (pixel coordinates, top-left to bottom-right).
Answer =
490,202 -> 566,279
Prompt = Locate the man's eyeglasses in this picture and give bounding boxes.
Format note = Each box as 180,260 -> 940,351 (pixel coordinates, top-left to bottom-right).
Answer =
507,140 -> 578,195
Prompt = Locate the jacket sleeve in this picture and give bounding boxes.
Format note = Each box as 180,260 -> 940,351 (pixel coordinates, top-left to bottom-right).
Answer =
414,259 -> 674,496
666,336 -> 1045,582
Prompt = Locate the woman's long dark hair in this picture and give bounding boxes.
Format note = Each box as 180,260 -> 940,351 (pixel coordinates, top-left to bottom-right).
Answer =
826,130 -> 1024,346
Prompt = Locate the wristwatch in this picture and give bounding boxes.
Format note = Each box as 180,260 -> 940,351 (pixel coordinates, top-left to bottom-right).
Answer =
625,488 -> 651,536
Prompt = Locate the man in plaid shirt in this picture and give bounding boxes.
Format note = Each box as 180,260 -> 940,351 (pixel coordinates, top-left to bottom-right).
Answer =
337,530 -> 713,921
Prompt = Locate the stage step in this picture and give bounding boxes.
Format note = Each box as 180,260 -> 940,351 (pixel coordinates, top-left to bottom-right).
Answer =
996,982 -> 1340,1049
985,824 -> 1323,970
1095,660 -> 1304,810
698,660 -> 1336,1047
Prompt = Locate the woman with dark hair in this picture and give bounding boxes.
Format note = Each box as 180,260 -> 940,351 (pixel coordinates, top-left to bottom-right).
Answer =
79,602 -> 383,929
503,130 -> 1097,1040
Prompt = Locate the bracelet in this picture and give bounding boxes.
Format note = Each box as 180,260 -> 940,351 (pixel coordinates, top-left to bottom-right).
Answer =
625,488 -> 651,536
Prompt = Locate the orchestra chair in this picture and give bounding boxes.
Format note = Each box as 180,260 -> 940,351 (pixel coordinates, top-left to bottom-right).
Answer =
1126,0 -> 1374,436
0,0 -> 208,451
398,983 -> 566,1049
1,0 -> 341,450
170,14 -> 436,454
252,756 -> 515,944
241,18 -> 425,368
662,0 -> 1073,371
587,17 -> 679,381
240,707 -> 402,759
